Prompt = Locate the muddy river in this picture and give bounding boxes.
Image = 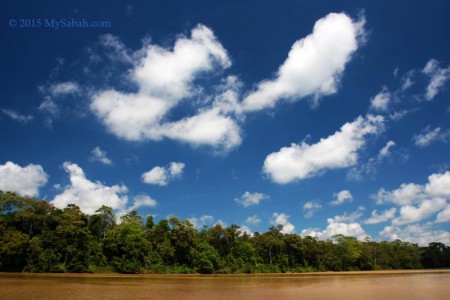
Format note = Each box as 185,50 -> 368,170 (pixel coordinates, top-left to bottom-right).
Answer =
1,270 -> 449,299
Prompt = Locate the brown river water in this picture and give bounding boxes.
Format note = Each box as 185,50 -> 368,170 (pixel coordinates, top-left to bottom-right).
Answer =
1,270 -> 449,299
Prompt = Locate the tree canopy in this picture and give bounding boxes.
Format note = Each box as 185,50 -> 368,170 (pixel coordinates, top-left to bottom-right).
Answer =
1,191 -> 449,274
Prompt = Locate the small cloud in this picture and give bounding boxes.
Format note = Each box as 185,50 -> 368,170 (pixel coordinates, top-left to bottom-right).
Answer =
141,162 -> 185,186
188,215 -> 214,229
414,126 -> 449,147
303,201 -> 322,218
235,191 -> 269,207
48,81 -> 81,97
364,208 -> 397,224
89,146 -> 113,165
379,140 -> 396,158
422,59 -> 450,101
330,190 -> 353,206
369,87 -> 391,112
1,109 -> 34,124
245,215 -> 261,225
271,212 -> 295,234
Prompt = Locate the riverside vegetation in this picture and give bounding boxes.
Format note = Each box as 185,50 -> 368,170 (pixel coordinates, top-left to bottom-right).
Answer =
1,191 -> 449,274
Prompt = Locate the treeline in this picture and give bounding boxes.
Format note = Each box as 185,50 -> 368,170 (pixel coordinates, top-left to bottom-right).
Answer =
1,191 -> 449,274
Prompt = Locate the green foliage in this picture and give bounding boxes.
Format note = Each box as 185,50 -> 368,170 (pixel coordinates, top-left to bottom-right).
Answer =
0,191 -> 446,274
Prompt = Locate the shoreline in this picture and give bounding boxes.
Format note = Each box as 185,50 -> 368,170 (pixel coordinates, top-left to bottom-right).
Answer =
2,269 -> 449,278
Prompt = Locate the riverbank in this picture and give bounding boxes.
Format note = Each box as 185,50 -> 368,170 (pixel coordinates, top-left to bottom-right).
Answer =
2,268 -> 449,278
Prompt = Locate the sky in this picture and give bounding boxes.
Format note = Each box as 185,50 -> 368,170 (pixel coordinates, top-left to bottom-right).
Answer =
1,0 -> 450,246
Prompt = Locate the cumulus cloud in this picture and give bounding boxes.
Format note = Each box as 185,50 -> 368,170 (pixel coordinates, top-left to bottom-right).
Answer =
235,191 -> 269,207
90,24 -> 242,152
1,109 -> 33,124
264,115 -> 384,184
301,215 -> 367,240
364,208 -> 397,224
127,194 -> 157,211
374,171 -> 450,225
245,215 -> 262,225
239,225 -> 254,237
380,223 -> 450,246
52,162 -> 156,215
88,13 -> 366,152
303,201 -> 322,218
330,190 -> 353,206
89,146 -> 113,165
392,198 -> 446,226
414,126 -> 449,147
375,171 -> 450,206
422,59 -> 450,101
271,212 -> 295,234
369,87 -> 391,112
0,161 -> 48,197
141,162 -> 185,186
436,204 -> 450,223
241,12 -> 365,112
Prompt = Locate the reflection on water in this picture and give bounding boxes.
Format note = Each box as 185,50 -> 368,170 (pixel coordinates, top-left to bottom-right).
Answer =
1,271 -> 449,299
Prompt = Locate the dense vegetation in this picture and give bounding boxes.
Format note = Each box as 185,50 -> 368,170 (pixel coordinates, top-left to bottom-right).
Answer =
1,191 -> 449,274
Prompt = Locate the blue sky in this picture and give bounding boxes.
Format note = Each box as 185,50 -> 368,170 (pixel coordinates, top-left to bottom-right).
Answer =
1,0 -> 450,246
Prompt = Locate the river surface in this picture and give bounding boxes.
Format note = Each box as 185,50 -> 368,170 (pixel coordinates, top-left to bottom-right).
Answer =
1,270 -> 449,299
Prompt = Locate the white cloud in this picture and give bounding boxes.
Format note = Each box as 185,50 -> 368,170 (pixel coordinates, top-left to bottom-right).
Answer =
271,212 -> 295,234
414,126 -> 449,147
0,161 -> 48,197
90,25 -> 241,152
51,162 -> 156,215
330,190 -> 353,206
245,215 -> 262,225
401,70 -> 414,91
375,171 -> 450,206
39,97 -> 59,116
48,81 -> 81,97
160,108 -> 242,151
188,215 -> 214,229
235,191 -> 269,207
379,140 -> 396,158
347,140 -> 398,181
301,215 -> 367,240
303,201 -> 322,218
425,171 -> 450,198
127,194 -> 157,211
89,146 -> 113,165
1,109 -> 33,124
436,204 -> 450,223
333,207 -> 365,223
141,162 -> 185,186
98,34 -> 133,63
369,87 -> 391,112
241,13 -> 365,112
422,59 -> 450,101
364,208 -> 397,224
239,225 -> 254,237
392,198 -> 447,226
264,115 -> 384,184
380,223 -> 450,246
374,171 -> 450,226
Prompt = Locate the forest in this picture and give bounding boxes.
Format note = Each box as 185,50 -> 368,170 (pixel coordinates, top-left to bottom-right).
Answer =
1,191 -> 449,274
